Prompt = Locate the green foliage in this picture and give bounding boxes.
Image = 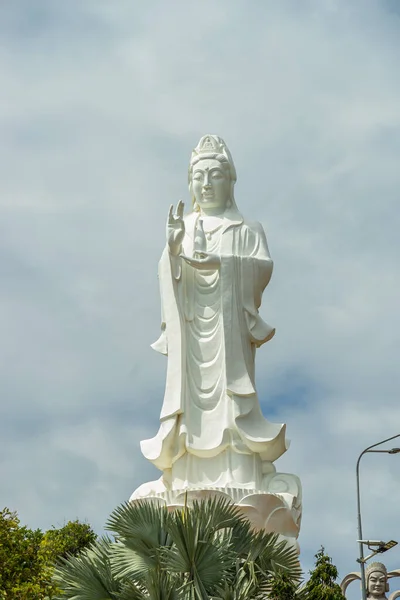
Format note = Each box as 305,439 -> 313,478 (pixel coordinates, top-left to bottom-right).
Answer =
0,508 -> 44,600
269,571 -> 303,599
1,504 -> 348,600
0,507 -> 96,600
54,497 -> 302,600
302,548 -> 346,600
1,504 -> 347,600
39,519 -> 97,563
268,547 -> 346,600
53,537 -> 122,600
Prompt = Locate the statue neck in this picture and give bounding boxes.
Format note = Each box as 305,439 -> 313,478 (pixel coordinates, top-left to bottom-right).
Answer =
199,207 -> 226,217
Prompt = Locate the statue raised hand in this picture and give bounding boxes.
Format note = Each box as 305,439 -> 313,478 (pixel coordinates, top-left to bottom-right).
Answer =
167,200 -> 185,256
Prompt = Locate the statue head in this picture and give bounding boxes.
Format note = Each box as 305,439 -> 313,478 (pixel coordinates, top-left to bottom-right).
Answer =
188,135 -> 238,213
366,562 -> 389,598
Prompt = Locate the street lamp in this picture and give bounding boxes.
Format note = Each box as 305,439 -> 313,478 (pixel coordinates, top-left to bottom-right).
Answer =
357,539 -> 398,563
356,434 -> 400,600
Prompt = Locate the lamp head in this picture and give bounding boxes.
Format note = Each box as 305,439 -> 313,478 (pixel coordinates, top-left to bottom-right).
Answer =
377,540 -> 398,553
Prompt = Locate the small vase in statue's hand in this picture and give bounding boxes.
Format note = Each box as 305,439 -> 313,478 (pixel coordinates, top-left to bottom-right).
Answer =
194,218 -> 207,258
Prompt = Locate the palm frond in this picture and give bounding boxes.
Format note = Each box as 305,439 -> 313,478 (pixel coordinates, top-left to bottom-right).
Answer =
259,535 -> 301,579
116,579 -> 148,600
116,570 -> 186,600
164,502 -> 235,594
225,517 -> 256,556
53,536 -> 121,600
214,568 -> 257,600
236,527 -> 300,578
106,501 -> 171,547
109,542 -> 155,582
145,570 -> 187,600
189,497 -> 245,536
106,501 -> 172,570
116,574 -> 185,600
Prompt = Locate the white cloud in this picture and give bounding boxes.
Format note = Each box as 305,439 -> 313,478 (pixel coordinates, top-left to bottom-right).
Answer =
1,1 -> 400,598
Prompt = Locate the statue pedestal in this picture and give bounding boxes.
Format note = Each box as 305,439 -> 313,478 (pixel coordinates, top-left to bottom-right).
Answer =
130,472 -> 302,552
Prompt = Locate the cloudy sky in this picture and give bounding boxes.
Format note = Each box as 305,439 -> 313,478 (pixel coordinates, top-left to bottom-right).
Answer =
1,0 -> 400,597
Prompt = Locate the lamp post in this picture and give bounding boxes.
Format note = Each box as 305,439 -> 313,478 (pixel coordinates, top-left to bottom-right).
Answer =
356,434 -> 400,600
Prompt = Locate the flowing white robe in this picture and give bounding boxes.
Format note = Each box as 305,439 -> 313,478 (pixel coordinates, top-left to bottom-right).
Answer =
141,209 -> 288,490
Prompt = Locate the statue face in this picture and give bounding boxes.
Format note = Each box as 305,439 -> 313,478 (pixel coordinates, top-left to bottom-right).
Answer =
368,571 -> 387,597
191,158 -> 231,211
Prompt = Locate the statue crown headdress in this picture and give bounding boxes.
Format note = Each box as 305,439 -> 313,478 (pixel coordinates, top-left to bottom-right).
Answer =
366,562 -> 388,578
198,135 -> 220,153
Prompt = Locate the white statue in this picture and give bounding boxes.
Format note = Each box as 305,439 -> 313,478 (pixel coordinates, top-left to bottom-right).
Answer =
131,135 -> 302,550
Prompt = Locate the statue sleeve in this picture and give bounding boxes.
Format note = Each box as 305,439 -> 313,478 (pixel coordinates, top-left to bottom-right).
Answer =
240,222 -> 275,346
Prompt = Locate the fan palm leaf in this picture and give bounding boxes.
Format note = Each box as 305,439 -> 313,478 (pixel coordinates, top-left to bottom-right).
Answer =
106,501 -> 172,580
163,498 -> 241,598
116,571 -> 184,600
106,500 -> 172,554
53,536 -> 121,600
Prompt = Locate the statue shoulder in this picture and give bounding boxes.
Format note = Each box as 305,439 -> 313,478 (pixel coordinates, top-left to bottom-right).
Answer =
241,219 -> 267,237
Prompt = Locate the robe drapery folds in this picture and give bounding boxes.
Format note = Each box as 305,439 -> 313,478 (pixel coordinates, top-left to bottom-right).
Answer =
141,209 -> 288,474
